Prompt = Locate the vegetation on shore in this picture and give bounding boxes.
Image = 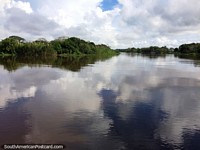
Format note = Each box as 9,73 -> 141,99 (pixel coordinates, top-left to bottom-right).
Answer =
1,35 -> 200,57
174,43 -> 200,54
0,36 -> 118,57
117,43 -> 200,55
117,46 -> 172,54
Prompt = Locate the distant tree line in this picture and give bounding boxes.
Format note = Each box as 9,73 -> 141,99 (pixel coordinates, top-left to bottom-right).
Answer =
174,43 -> 200,54
0,36 -> 118,57
117,46 -> 172,54
117,43 -> 200,55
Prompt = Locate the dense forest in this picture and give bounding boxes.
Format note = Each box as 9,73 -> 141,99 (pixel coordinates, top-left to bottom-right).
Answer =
117,43 -> 200,55
174,43 -> 200,54
1,35 -> 200,57
0,36 -> 118,57
117,46 -> 172,54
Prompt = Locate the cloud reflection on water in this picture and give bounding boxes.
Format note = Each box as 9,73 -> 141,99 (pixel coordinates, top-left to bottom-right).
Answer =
0,54 -> 200,149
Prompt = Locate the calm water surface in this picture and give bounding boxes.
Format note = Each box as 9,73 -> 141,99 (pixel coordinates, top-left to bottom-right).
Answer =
0,54 -> 200,150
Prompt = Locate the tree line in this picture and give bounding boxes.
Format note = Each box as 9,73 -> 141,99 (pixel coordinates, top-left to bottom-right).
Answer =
117,43 -> 200,55
174,43 -> 200,54
0,36 -> 118,57
1,35 -> 200,56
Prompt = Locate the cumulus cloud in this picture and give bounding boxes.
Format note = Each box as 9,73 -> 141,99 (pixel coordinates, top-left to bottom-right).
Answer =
0,0 -> 200,48
5,8 -> 61,38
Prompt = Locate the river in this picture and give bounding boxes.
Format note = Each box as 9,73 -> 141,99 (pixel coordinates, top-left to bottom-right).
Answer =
0,53 -> 200,150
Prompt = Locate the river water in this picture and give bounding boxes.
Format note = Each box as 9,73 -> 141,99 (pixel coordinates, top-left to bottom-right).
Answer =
0,54 -> 200,150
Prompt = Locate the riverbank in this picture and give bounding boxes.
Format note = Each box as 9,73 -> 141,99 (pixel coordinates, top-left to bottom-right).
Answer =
0,36 -> 118,57
117,43 -> 200,55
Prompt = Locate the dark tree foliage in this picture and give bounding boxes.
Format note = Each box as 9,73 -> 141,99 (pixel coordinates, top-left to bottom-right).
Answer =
0,38 -> 19,55
177,43 -> 200,54
117,46 -> 172,54
117,43 -> 200,55
9,36 -> 25,43
0,36 -> 118,57
50,37 -> 116,55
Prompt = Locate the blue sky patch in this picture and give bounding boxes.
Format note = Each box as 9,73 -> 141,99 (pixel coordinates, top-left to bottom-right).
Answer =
101,0 -> 119,11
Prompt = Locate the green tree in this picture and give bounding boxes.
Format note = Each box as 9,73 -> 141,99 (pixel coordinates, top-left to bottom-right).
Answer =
0,38 -> 19,55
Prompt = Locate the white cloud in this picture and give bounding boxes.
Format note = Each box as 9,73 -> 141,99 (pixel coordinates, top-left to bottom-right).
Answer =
0,0 -> 200,48
36,0 -> 102,27
4,8 -> 61,40
0,0 -> 32,14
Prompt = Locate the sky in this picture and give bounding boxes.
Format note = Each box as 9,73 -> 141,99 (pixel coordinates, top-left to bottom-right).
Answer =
0,0 -> 200,48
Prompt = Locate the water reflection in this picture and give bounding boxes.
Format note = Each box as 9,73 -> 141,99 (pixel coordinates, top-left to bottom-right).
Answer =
0,54 -> 200,149
0,55 -> 113,72
0,98 -> 30,144
175,53 -> 200,67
